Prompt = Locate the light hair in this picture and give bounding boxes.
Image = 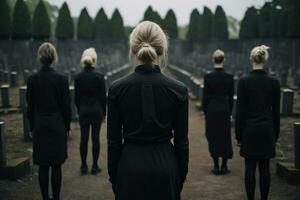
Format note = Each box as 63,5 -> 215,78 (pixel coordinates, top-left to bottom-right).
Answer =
213,49 -> 225,64
250,45 -> 270,64
38,42 -> 58,66
81,48 -> 97,67
129,21 -> 168,66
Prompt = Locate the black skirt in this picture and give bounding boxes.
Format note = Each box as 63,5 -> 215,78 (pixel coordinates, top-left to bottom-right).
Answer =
115,141 -> 181,200
32,112 -> 68,165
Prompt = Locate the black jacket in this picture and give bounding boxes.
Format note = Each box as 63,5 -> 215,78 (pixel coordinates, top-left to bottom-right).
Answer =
74,66 -> 106,124
107,64 -> 189,185
235,69 -> 281,159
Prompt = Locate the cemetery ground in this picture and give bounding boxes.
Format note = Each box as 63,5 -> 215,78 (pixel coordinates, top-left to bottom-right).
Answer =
0,94 -> 300,199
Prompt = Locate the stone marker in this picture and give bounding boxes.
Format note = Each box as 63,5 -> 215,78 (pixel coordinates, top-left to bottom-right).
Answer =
0,122 -> 6,166
19,86 -> 27,109
10,71 -> 17,87
1,85 -> 10,108
295,123 -> 300,169
3,71 -> 9,83
69,86 -> 77,121
282,89 -> 294,114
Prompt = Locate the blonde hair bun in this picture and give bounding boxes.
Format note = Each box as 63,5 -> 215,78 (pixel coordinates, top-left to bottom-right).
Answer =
250,45 -> 270,64
213,49 -> 225,64
130,21 -> 168,64
81,48 -> 97,67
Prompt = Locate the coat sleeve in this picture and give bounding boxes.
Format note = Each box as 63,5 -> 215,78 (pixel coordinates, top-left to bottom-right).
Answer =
229,76 -> 234,115
202,75 -> 208,115
61,77 -> 71,131
173,88 -> 189,186
99,75 -> 107,117
26,76 -> 35,131
272,80 -> 281,142
74,78 -> 80,112
107,88 -> 123,186
235,79 -> 246,142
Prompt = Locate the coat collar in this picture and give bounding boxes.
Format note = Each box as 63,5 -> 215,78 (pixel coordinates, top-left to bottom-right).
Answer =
135,64 -> 161,73
214,67 -> 224,72
84,65 -> 94,71
250,69 -> 267,74
40,65 -> 54,72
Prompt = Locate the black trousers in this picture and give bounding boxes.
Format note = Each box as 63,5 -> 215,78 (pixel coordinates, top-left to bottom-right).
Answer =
79,122 -> 101,166
244,159 -> 270,200
38,164 -> 62,200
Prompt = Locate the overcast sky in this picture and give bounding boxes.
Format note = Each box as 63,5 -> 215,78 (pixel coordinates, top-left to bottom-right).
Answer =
50,0 -> 266,26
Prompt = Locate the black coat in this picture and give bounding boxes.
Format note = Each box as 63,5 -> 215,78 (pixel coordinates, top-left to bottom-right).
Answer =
202,68 -> 234,158
74,66 -> 106,124
235,69 -> 281,159
26,66 -> 71,165
107,64 -> 189,200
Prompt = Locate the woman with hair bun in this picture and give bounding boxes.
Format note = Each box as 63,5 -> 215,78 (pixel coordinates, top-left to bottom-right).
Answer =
26,42 -> 71,200
74,48 -> 106,175
236,45 -> 281,200
107,21 -> 189,200
202,49 -> 234,175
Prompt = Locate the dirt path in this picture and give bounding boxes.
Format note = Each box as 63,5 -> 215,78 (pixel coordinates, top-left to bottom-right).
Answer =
0,100 -> 299,200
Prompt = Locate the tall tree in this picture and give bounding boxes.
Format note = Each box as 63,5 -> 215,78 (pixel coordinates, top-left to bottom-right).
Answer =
12,0 -> 31,39
0,0 -> 12,39
287,0 -> 300,38
77,7 -> 93,39
32,0 -> 51,39
163,9 -> 178,39
239,7 -> 259,39
186,9 -> 201,42
202,7 -> 213,40
143,6 -> 154,21
212,5 -> 228,40
55,2 -> 74,39
143,6 -> 163,27
94,8 -> 111,40
269,4 -> 280,38
258,2 -> 272,38
110,8 -> 125,40
278,1 -> 289,38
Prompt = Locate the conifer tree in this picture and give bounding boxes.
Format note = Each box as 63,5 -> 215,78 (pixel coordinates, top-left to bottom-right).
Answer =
212,5 -> 228,40
32,0 -> 51,39
0,0 -> 12,39
77,7 -> 94,39
164,9 -> 178,39
110,9 -> 125,40
56,2 -> 74,39
12,0 -> 31,39
202,7 -> 213,40
94,8 -> 111,40
186,9 -> 201,42
239,7 -> 259,39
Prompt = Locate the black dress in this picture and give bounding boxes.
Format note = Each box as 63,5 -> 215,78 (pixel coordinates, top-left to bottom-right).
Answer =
235,69 -> 281,159
202,68 -> 234,158
74,66 -> 107,124
26,65 -> 71,165
107,64 -> 189,200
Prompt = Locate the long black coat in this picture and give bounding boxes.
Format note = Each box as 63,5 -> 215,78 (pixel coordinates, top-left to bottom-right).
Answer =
235,69 -> 281,159
26,66 -> 71,165
202,68 -> 234,158
74,66 -> 106,124
107,64 -> 189,200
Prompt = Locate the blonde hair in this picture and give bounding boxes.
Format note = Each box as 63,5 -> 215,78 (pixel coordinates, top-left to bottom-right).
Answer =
213,49 -> 225,64
250,45 -> 270,64
81,48 -> 97,67
38,42 -> 58,66
129,21 -> 168,65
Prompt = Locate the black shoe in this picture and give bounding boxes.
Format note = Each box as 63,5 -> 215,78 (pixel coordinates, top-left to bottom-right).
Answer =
91,165 -> 102,175
81,164 -> 88,175
211,166 -> 220,175
220,167 -> 231,175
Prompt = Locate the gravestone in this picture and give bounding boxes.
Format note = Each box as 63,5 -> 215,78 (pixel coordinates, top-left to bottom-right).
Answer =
0,122 -> 6,166
69,86 -> 77,121
295,123 -> 300,169
281,89 -> 294,114
19,86 -> 27,109
3,71 -> 9,83
1,85 -> 10,108
10,71 -> 17,87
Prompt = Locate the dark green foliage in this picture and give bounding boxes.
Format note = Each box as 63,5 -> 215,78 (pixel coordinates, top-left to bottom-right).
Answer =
202,7 -> 213,40
143,6 -> 154,21
56,2 -> 74,39
32,0 -> 51,39
12,0 -> 31,39
269,5 -> 280,38
110,9 -> 125,40
164,9 -> 178,39
94,8 -> 111,40
258,2 -> 272,38
287,0 -> 300,38
278,2 -> 289,38
212,5 -> 228,40
77,8 -> 93,39
239,7 -> 259,39
186,9 -> 201,42
0,0 -> 12,39
143,6 -> 163,27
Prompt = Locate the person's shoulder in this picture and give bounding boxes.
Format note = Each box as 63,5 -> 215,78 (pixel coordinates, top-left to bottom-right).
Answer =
267,75 -> 280,87
160,75 -> 188,101
108,73 -> 134,94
